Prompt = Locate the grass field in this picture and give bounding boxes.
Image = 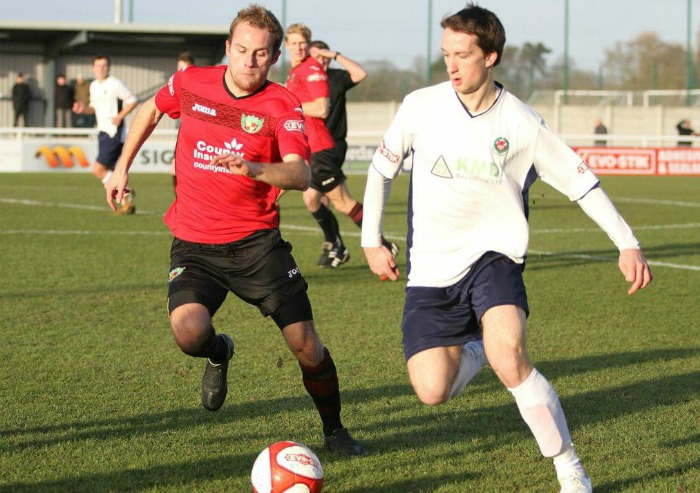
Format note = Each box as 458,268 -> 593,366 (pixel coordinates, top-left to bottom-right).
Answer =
1,172 -> 698,493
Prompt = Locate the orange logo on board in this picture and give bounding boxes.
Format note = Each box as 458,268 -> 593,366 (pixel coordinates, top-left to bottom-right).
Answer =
35,145 -> 89,168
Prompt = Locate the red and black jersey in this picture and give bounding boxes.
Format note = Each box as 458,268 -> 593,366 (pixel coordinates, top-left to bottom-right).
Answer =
286,57 -> 335,153
155,65 -> 310,244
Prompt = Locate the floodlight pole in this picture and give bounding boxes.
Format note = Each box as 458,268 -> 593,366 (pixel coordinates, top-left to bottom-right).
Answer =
281,0 -> 287,83
563,0 -> 569,104
686,0 -> 692,106
427,0 -> 433,86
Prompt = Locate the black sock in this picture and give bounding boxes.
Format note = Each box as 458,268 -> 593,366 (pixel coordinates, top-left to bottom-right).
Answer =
299,347 -> 343,436
311,204 -> 343,245
183,331 -> 228,363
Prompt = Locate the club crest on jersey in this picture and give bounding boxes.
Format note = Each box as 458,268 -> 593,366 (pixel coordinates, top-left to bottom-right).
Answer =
168,266 -> 185,283
241,114 -> 264,134
493,137 -> 509,154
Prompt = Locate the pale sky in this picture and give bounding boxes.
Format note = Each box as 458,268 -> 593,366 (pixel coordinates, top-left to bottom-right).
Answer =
1,0 -> 698,72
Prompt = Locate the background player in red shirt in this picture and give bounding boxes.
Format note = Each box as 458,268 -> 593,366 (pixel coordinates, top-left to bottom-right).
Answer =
103,3 -> 365,456
285,24 -> 398,269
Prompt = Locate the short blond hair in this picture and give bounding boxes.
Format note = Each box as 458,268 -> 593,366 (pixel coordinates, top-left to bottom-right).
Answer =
229,4 -> 284,53
285,23 -> 312,43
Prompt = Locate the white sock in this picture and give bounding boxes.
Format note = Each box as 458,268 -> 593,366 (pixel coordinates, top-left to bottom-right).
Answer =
553,444 -> 585,478
449,340 -> 487,398
508,368 -> 572,457
101,170 -> 113,184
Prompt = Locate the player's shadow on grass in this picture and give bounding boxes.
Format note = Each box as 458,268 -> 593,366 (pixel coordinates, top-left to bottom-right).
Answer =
1,348 -> 697,492
525,241 -> 700,271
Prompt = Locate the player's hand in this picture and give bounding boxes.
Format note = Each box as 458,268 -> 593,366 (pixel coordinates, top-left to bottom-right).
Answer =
72,101 -> 84,114
619,248 -> 653,295
210,154 -> 262,178
104,171 -> 130,211
309,46 -> 334,60
363,245 -> 400,281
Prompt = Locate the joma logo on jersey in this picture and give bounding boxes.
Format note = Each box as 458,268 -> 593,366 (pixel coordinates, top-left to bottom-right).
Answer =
35,145 -> 90,168
192,103 -> 217,116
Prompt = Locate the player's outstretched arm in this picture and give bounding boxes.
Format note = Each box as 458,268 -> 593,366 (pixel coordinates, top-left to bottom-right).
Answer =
619,248 -> 653,295
105,97 -> 164,209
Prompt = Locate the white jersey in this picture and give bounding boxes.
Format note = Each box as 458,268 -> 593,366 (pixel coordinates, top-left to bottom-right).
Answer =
89,76 -> 137,140
365,81 -> 599,288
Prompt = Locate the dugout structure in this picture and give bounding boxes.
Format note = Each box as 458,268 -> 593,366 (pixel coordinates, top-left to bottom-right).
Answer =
0,20 -> 228,128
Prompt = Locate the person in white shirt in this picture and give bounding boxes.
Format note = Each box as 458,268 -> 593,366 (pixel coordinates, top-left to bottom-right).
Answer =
361,4 -> 653,493
73,55 -> 138,215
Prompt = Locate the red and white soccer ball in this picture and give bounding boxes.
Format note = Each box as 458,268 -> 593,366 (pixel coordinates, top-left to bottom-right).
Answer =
251,441 -> 324,493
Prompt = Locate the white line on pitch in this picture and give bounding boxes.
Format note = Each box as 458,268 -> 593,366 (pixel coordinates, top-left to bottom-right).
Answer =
529,250 -> 700,271
614,197 -> 700,208
534,223 -> 700,234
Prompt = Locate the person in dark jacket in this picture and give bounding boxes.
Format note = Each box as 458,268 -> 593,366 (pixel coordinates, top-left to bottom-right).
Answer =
12,73 -> 31,127
55,74 -> 74,128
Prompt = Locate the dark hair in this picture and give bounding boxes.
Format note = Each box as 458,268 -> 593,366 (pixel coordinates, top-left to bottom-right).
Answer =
310,40 -> 329,50
93,54 -> 111,66
440,2 -> 506,66
229,4 -> 284,53
177,51 -> 195,65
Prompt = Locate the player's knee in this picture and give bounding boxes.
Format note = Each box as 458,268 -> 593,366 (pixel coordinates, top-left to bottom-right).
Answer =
491,357 -> 532,388
169,310 -> 211,355
413,380 -> 451,406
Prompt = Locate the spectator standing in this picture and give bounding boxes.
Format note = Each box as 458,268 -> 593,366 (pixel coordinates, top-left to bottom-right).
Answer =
593,117 -> 607,147
73,74 -> 94,128
55,74 -> 74,128
12,73 -> 31,127
676,119 -> 696,147
73,56 -> 138,215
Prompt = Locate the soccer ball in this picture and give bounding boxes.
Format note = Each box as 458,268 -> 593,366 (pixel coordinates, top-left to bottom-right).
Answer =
251,441 -> 324,493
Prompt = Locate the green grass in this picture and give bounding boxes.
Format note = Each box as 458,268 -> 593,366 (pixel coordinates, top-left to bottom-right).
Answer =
1,172 -> 698,492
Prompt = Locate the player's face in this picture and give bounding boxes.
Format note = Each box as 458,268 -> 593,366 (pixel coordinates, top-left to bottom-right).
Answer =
441,28 -> 496,96
92,59 -> 110,81
285,33 -> 309,66
225,22 -> 280,96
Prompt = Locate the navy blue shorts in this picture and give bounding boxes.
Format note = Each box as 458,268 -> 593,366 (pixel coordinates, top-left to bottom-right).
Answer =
167,229 -> 312,329
96,131 -> 124,169
309,147 -> 346,193
401,251 -> 529,361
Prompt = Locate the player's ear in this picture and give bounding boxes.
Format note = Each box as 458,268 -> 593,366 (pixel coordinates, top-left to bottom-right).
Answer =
484,50 -> 498,68
271,49 -> 281,65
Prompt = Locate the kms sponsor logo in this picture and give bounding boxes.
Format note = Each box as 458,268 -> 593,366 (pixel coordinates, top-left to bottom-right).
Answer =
35,145 -> 89,168
431,154 -> 504,183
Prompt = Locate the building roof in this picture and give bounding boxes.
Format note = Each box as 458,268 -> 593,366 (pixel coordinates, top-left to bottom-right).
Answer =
0,20 -> 228,58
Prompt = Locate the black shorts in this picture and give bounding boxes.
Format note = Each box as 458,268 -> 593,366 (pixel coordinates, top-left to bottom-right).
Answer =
167,229 -> 312,327
401,251 -> 529,361
309,147 -> 346,193
333,140 -> 348,168
96,131 -> 124,169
